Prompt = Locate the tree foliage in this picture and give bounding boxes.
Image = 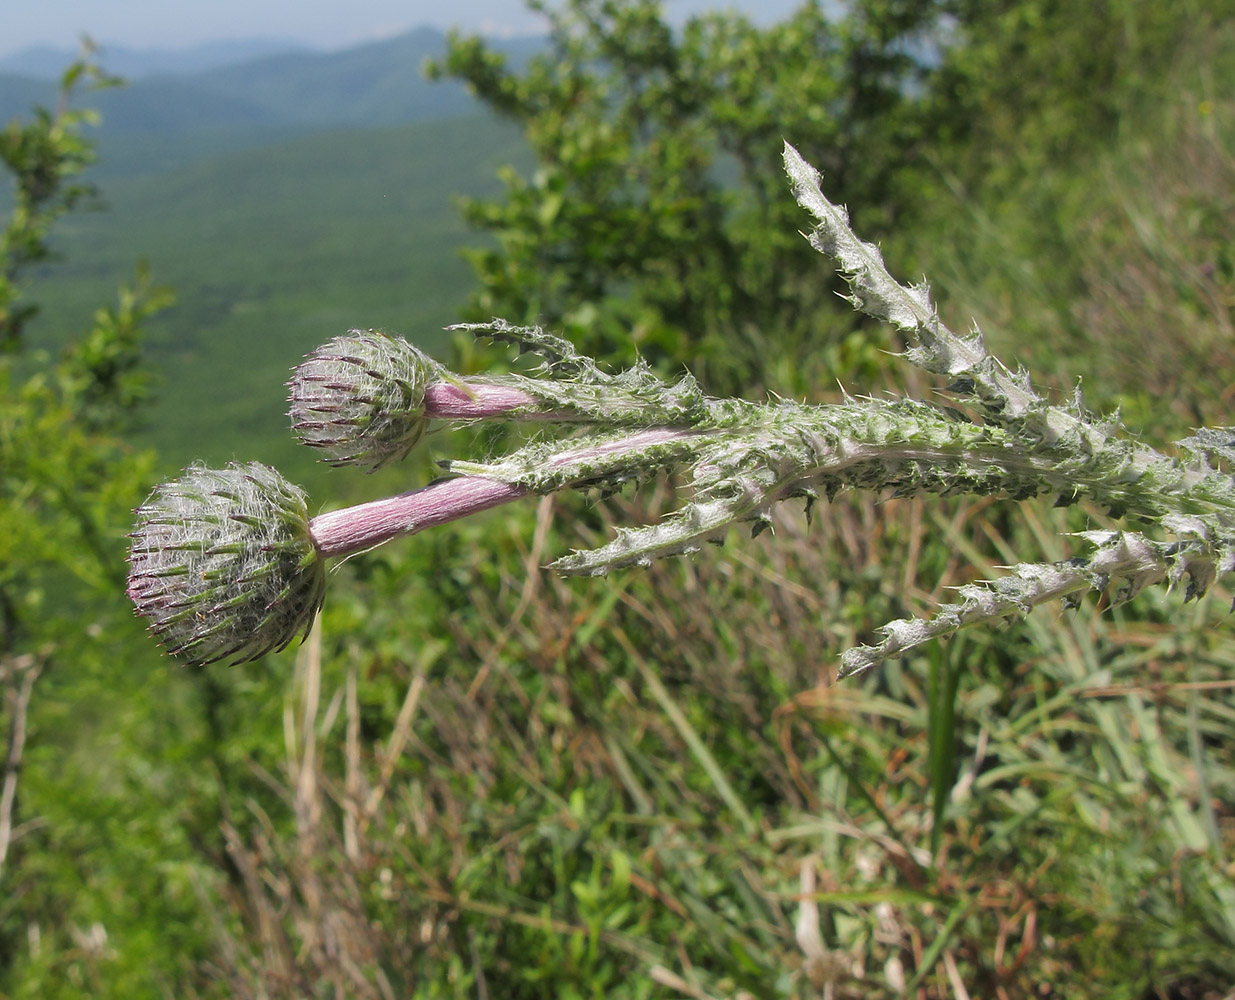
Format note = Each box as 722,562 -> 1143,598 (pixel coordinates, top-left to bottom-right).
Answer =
433,0 -> 1234,404
429,0 -> 943,393
0,51 -> 169,643
0,52 -> 198,996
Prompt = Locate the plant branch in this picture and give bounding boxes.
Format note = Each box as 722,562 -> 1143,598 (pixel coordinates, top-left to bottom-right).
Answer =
0,651 -> 45,883
128,145 -> 1235,672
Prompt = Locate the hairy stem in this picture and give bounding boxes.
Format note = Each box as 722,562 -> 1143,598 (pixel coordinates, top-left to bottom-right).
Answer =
309,477 -> 529,558
310,427 -> 707,558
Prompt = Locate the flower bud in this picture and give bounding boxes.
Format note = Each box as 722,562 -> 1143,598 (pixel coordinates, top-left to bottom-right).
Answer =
289,330 -> 440,469
127,462 -> 326,666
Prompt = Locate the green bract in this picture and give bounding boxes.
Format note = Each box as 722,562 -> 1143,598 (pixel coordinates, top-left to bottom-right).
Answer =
289,330 -> 442,469
127,462 -> 326,667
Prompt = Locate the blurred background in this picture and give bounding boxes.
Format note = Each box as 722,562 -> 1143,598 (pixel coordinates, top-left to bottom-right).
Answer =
2,1 -> 1234,996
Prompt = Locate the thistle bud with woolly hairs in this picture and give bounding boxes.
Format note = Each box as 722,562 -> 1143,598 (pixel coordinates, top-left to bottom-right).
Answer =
289,330 -> 442,469
127,462 -> 326,667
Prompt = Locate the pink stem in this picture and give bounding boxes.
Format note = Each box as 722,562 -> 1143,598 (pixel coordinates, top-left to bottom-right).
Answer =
423,382 -> 538,419
307,426 -> 706,560
309,476 -> 529,558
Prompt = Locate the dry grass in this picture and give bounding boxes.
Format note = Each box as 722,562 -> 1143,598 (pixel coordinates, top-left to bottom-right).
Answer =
194,42 -> 1235,995
197,479 -> 1235,997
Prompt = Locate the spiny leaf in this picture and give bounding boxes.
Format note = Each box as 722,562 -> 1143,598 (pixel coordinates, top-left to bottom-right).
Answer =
838,531 -> 1218,677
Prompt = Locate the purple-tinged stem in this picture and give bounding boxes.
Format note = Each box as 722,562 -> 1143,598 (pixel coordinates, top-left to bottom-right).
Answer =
309,476 -> 528,558
307,426 -> 706,559
423,381 -> 537,419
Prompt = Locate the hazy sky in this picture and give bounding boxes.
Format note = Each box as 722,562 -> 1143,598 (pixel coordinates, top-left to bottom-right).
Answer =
1,1 -> 804,59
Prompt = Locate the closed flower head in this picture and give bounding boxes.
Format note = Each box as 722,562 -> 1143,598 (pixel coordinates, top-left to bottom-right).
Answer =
289,330 -> 441,469
127,462 -> 326,666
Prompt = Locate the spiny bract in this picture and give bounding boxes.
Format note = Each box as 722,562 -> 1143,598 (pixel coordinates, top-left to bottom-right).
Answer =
127,462 -> 325,666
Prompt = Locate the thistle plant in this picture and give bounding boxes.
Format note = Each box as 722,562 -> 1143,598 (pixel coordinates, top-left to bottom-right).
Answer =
128,143 -> 1235,671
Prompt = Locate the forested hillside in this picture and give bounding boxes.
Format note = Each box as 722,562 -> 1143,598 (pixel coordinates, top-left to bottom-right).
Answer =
0,27 -> 542,132
3,2 -> 1234,997
33,113 -> 528,488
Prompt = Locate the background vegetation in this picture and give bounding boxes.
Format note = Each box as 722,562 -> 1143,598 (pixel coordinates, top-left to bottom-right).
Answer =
2,1 -> 1233,996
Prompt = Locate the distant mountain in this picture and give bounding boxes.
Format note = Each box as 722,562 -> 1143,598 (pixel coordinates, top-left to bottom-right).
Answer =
183,27 -> 475,126
0,38 -> 307,80
0,73 -> 54,116
1,27 -> 543,142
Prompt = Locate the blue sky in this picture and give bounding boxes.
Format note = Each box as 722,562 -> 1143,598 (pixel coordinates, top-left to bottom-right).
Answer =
1,1 -> 803,59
